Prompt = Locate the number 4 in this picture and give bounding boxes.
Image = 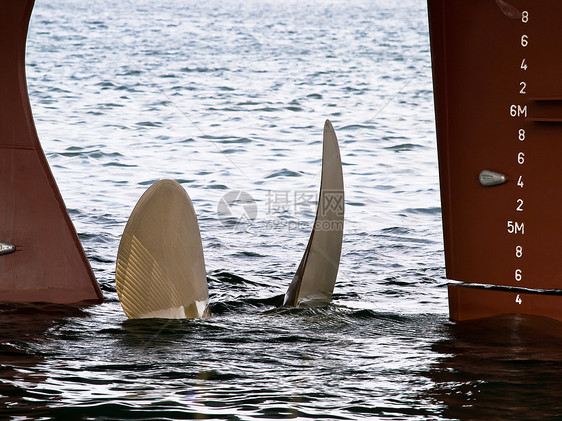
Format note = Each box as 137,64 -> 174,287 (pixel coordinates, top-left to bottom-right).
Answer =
515,294 -> 523,305
521,58 -> 528,70
517,176 -> 524,188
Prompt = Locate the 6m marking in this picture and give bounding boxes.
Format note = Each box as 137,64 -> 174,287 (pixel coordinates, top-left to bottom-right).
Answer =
510,104 -> 528,117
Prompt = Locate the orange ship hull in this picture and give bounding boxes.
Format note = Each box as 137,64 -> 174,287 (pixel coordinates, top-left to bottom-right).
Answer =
0,0 -> 102,304
428,0 -> 562,322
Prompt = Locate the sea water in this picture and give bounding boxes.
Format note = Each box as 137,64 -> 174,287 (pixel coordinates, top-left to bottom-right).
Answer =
2,0 -> 562,419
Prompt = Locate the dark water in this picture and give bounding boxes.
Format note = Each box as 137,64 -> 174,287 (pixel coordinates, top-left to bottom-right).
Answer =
3,0 -> 562,419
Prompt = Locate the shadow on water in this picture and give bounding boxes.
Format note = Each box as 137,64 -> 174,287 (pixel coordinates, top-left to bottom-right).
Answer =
427,314 -> 562,420
0,303 -> 87,416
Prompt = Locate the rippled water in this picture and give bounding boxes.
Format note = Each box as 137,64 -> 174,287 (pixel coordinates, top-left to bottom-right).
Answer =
3,0 -> 562,419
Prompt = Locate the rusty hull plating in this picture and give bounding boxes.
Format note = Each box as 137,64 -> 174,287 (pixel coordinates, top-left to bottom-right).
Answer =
0,0 -> 103,304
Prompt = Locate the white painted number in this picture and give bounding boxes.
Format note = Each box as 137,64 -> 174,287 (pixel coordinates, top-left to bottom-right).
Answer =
510,104 -> 528,117
513,10 -> 527,306
507,220 -> 525,234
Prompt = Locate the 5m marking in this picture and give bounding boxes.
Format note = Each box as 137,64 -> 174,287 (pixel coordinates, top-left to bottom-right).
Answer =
507,220 -> 525,234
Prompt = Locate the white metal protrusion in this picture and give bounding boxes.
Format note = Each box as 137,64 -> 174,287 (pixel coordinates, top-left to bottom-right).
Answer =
0,242 -> 16,256
479,170 -> 507,187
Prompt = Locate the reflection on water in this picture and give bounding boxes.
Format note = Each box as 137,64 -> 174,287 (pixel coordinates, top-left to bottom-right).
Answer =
0,304 -> 86,415
4,303 -> 562,418
429,315 -> 562,420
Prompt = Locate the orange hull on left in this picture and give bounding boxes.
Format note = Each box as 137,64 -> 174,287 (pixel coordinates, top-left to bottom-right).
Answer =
0,0 -> 103,304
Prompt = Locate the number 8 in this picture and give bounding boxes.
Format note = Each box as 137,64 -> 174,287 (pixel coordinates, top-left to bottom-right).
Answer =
522,11 -> 529,23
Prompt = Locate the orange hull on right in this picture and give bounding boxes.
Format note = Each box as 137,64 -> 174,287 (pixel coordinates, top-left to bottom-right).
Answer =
428,0 -> 562,322
448,284 -> 562,323
0,0 -> 102,304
